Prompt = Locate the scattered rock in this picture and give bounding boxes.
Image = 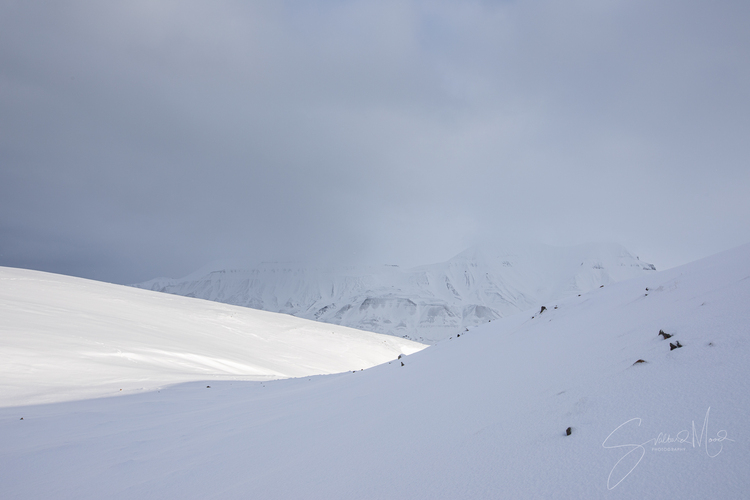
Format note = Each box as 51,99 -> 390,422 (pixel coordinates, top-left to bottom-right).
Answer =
398,354 -> 402,359
540,306 -> 547,314
600,285 -> 604,288
708,342 -> 714,346
566,427 -> 572,436
633,359 -> 647,365
206,385 -> 211,388
401,361 -> 404,367
20,417 -> 23,420
658,330 -> 672,340
669,341 -> 683,351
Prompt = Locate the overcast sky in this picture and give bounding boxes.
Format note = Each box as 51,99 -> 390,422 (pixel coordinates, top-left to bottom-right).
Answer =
2,0 -> 749,284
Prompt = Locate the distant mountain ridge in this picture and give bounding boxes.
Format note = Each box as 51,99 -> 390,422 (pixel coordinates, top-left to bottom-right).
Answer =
133,242 -> 656,343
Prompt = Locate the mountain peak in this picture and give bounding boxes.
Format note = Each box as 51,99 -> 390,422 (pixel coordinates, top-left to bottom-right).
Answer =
134,242 -> 656,343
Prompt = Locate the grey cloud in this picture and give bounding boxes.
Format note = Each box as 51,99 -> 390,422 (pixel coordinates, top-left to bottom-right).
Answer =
1,0 -> 749,283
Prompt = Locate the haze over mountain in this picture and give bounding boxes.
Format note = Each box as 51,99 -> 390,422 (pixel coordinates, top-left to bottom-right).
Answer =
3,2 -> 749,286
135,241 -> 656,343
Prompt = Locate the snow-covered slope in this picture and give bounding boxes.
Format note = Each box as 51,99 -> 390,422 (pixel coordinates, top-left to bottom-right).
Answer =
1,244 -> 748,499
134,241 -> 656,342
0,267 -> 425,407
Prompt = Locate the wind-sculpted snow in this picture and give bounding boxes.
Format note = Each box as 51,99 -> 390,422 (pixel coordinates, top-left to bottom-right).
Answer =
134,241 -> 656,342
0,267 -> 426,407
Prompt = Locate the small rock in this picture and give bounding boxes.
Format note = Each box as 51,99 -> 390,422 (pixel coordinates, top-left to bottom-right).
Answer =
401,361 -> 404,367
633,359 -> 646,365
207,385 -> 211,388
566,427 -> 572,436
540,306 -> 547,314
20,417 -> 23,420
658,330 -> 672,340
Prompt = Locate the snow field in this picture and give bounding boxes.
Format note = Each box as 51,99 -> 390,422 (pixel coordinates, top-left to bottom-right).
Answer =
1,244 -> 749,498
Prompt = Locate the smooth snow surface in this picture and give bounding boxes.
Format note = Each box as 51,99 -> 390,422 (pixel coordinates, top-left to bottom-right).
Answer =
0,267 -> 425,407
2,244 -> 749,499
135,241 -> 656,342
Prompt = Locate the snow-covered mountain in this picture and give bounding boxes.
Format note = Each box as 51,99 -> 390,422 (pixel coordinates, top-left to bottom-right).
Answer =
0,266 -> 425,407
2,244 -> 748,499
134,241 -> 656,342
